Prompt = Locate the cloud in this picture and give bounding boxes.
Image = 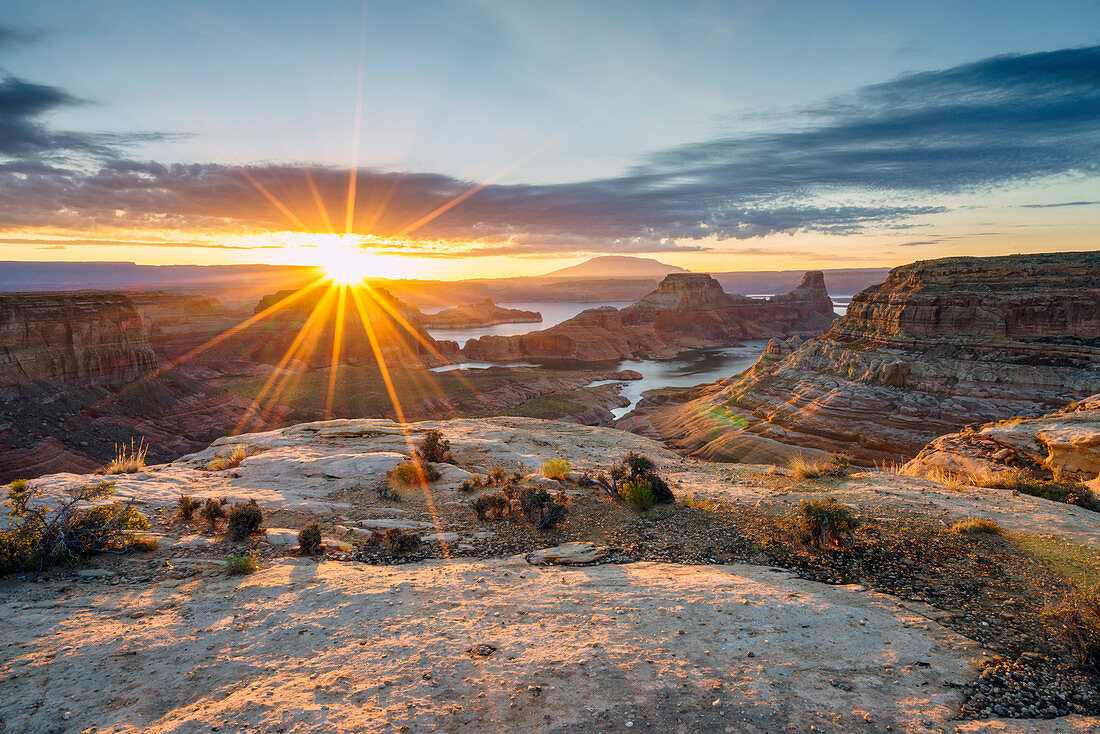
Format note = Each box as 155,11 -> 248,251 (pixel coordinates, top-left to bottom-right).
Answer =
897,240 -> 939,247
0,24 -> 37,52
0,45 -> 1098,255
1019,200 -> 1100,208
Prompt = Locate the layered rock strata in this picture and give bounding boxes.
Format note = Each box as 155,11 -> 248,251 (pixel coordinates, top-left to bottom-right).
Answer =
0,292 -> 157,387
619,252 -> 1100,465
462,271 -> 835,362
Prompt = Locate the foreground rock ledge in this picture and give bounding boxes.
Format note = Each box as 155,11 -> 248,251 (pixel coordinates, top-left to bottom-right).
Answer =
9,557 -> 1086,734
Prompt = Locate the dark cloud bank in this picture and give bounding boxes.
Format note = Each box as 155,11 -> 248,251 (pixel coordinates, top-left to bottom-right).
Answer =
0,41 -> 1097,255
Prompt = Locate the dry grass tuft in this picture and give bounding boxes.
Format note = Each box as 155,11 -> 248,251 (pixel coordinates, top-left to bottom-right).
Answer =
207,445 -> 251,472
541,458 -> 572,480
1045,588 -> 1100,671
387,460 -> 440,489
951,517 -> 1001,535
788,453 -> 851,480
101,438 -> 148,475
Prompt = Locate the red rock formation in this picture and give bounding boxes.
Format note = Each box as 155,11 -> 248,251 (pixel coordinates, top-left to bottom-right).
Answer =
421,299 -> 541,329
0,292 -> 157,387
462,272 -> 835,362
620,252 -> 1100,465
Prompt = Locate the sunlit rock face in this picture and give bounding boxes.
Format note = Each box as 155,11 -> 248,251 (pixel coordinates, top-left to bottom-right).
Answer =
462,272 -> 835,362
0,292 -> 157,387
619,252 -> 1100,466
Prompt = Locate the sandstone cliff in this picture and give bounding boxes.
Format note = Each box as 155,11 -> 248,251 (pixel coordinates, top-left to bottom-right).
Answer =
462,272 -> 835,362
421,299 -> 541,329
620,252 -> 1100,465
0,292 -> 157,387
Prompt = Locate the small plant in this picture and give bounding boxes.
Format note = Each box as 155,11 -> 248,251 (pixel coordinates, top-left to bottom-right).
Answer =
298,522 -> 323,555
414,429 -> 454,464
982,469 -> 1100,511
199,497 -> 227,531
225,551 -> 257,575
226,499 -> 264,541
128,535 -> 160,552
174,494 -> 202,524
610,452 -> 674,504
487,466 -> 508,485
789,453 -> 851,480
541,459 -> 572,480
516,487 -> 567,529
951,517 -> 1001,535
1045,589 -> 1100,671
366,527 -> 421,554
620,479 -> 656,511
207,445 -> 250,472
387,460 -> 440,489
472,492 -> 510,520
799,497 -> 859,550
101,438 -> 149,475
680,493 -> 725,512
8,479 -> 28,493
459,477 -> 482,493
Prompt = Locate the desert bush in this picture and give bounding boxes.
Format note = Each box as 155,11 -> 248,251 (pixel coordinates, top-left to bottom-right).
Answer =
983,469 -> 1100,511
0,479 -> 148,574
472,492 -> 510,520
128,535 -> 160,552
541,459 -> 572,480
459,477 -> 482,493
1045,589 -> 1100,671
199,497 -> 228,531
174,494 -> 202,524
207,445 -> 250,472
298,522 -> 323,555
680,493 -> 726,512
414,429 -> 454,464
799,497 -> 859,550
620,479 -> 656,511
789,453 -> 851,480
387,460 -> 440,489
516,487 -> 567,529
226,499 -> 264,541
8,479 -> 27,492
487,466 -> 508,485
610,452 -> 673,504
225,552 -> 257,575
366,527 -> 421,554
101,438 -> 149,475
951,517 -> 1001,535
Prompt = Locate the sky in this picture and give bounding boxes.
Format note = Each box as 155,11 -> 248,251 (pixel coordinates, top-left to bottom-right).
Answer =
0,0 -> 1098,279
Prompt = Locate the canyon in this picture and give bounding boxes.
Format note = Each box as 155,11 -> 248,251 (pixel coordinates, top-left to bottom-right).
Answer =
462,271 -> 835,362
619,252 -> 1100,465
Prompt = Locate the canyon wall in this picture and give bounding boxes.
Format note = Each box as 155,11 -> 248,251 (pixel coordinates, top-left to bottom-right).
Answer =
620,252 -> 1100,465
0,292 -> 157,387
462,271 -> 835,362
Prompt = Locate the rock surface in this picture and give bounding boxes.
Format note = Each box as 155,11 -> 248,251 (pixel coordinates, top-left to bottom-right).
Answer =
462,272 -> 836,362
905,393 -> 1100,481
0,291 -> 157,387
621,252 -> 1100,465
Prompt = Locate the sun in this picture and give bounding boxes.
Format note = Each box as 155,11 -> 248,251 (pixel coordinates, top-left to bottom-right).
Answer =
292,234 -> 376,284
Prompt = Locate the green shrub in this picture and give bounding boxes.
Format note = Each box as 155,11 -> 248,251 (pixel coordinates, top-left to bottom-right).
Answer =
620,480 -> 656,511
225,552 -> 257,575
799,497 -> 859,550
298,522 -> 323,555
541,459 -> 572,480
101,438 -> 149,475
8,479 -> 27,493
472,492 -> 510,520
174,494 -> 201,524
414,429 -> 454,464
0,479 -> 148,575
983,469 -> 1100,511
517,487 -> 566,529
199,497 -> 227,531
226,499 -> 264,541
611,453 -> 673,504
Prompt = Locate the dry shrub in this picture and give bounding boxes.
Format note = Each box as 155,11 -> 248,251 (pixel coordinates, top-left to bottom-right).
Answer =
101,438 -> 148,475
472,492 -> 509,520
516,487 -> 566,529
366,527 -> 420,554
611,453 -> 673,504
298,522 -> 323,555
414,429 -> 454,464
1045,589 -> 1100,671
541,459 -> 572,480
226,499 -> 264,541
199,497 -> 227,531
207,445 -> 251,472
983,469 -> 1100,511
951,517 -> 1001,535
799,497 -> 859,550
174,494 -> 201,524
387,460 -> 440,489
789,453 -> 851,480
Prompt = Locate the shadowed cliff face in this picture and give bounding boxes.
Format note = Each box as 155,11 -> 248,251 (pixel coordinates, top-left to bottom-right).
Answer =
619,251 -> 1100,466
0,292 -> 157,387
462,271 -> 835,362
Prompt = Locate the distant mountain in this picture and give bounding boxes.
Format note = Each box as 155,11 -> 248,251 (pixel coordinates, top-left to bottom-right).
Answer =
538,256 -> 690,279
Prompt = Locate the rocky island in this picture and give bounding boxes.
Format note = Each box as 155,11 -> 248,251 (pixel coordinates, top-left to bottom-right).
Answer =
420,299 -> 542,328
